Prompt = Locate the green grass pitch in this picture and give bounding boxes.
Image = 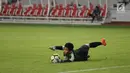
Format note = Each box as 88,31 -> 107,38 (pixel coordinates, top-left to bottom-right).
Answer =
0,24 -> 130,73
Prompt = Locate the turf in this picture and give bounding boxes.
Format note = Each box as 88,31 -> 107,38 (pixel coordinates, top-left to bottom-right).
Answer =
0,24 -> 130,73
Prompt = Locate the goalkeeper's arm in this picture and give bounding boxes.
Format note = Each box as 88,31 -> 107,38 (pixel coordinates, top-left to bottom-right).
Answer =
49,46 -> 64,51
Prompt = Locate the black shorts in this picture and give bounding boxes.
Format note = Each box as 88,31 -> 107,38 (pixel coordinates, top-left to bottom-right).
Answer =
75,45 -> 90,61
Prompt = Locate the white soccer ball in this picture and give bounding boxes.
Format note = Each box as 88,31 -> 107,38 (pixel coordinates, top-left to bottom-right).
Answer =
50,54 -> 61,63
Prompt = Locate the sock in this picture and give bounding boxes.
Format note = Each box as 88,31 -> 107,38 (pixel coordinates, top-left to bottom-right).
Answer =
89,42 -> 102,48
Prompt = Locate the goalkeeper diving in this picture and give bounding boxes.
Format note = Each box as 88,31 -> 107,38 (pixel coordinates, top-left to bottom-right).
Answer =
49,38 -> 107,63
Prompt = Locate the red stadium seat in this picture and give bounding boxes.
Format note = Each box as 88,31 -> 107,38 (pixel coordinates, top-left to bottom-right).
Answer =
9,3 -> 16,16
30,4 -> 38,16
79,5 -> 88,17
37,4 -> 43,16
23,6 -> 32,16
43,4 -> 48,16
15,3 -> 23,16
64,4 -> 71,17
38,4 -> 42,8
101,4 -> 107,17
71,4 -> 78,17
2,4 -> 10,16
50,5 -> 59,17
57,4 -> 64,17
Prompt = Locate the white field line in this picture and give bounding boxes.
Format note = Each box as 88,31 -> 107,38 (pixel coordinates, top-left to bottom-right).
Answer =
59,65 -> 130,73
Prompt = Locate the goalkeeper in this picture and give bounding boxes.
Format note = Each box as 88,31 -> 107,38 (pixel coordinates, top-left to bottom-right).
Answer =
49,38 -> 106,63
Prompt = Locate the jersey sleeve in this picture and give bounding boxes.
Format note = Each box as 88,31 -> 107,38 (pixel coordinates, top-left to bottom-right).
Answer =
51,46 -> 64,50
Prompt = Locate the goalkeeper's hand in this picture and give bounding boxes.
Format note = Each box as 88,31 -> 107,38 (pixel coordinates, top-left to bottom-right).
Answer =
49,46 -> 55,51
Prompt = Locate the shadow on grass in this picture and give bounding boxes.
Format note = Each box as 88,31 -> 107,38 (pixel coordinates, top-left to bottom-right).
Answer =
88,57 -> 108,62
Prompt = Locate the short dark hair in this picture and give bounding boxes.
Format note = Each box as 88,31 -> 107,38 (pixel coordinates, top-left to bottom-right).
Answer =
64,42 -> 74,51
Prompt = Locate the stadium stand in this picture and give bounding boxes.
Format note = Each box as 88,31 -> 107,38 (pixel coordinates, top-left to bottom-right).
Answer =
0,0 -> 110,25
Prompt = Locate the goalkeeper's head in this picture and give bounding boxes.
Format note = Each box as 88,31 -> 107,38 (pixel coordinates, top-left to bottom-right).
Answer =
64,42 -> 74,54
65,42 -> 74,51
64,42 -> 74,51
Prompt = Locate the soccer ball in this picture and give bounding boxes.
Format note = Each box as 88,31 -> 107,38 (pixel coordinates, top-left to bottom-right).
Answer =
50,54 -> 61,63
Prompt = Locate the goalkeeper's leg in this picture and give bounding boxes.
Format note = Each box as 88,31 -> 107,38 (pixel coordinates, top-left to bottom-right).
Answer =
89,38 -> 106,48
